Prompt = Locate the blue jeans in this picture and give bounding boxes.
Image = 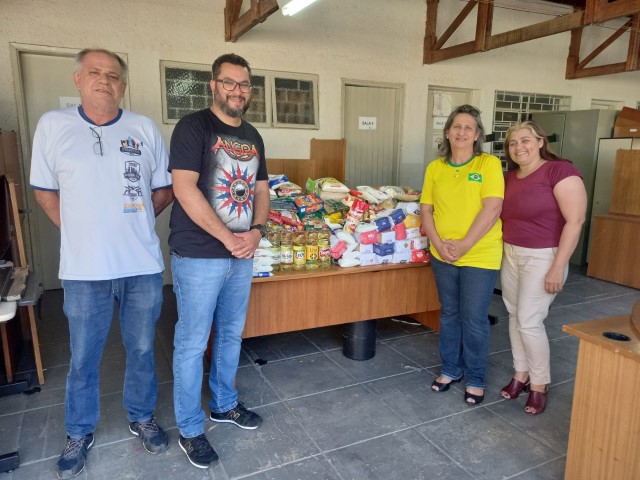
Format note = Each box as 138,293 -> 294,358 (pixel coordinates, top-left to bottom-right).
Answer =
62,274 -> 163,438
171,254 -> 253,438
430,257 -> 498,389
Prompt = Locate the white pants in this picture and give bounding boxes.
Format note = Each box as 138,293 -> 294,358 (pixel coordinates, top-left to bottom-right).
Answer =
500,243 -> 567,385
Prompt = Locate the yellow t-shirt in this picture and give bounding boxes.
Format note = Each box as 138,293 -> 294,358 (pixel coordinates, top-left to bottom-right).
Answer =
420,152 -> 504,269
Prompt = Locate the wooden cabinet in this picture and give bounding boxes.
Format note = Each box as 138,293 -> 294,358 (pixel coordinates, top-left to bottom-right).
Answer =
587,149 -> 640,288
243,263 -> 440,338
563,316 -> 640,480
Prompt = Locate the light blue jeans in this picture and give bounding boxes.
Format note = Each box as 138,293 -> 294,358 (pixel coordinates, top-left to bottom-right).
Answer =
171,254 -> 253,438
62,274 -> 163,438
430,257 -> 498,389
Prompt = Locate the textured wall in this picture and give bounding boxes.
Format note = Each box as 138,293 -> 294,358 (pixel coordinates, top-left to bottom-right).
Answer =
1,0 -> 639,183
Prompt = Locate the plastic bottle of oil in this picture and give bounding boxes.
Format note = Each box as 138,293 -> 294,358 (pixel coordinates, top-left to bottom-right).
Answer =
266,229 -> 281,272
305,229 -> 319,270
280,229 -> 293,271
318,227 -> 331,270
292,230 -> 307,271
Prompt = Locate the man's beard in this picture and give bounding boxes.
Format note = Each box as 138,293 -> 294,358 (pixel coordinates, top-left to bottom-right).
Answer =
215,91 -> 251,119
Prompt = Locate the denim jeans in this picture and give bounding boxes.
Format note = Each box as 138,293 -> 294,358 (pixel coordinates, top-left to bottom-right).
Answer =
430,257 -> 498,389
62,274 -> 163,438
171,254 -> 253,438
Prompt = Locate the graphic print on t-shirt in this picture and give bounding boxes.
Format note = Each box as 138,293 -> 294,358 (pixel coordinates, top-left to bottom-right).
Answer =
205,134 -> 260,233
121,136 -> 145,212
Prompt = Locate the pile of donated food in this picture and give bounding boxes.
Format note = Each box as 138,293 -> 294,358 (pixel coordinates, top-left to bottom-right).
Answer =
252,175 -> 431,277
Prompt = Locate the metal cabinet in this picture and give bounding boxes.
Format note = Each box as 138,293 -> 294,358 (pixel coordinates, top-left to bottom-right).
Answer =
532,110 -> 618,265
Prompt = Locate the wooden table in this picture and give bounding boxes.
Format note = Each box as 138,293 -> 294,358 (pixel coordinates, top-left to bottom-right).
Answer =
563,316 -> 640,480
243,262 -> 440,338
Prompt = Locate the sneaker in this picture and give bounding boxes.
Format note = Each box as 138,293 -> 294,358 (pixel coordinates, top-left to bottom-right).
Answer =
178,434 -> 219,469
56,434 -> 95,479
129,418 -> 169,454
210,402 -> 262,430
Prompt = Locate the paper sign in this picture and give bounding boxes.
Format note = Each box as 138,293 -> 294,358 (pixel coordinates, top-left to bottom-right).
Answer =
433,93 -> 451,117
60,96 -> 82,109
433,116 -> 447,130
359,117 -> 377,130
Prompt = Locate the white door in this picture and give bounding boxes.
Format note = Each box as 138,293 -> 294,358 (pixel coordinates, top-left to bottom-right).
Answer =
343,83 -> 402,187
424,87 -> 476,169
12,46 -> 129,289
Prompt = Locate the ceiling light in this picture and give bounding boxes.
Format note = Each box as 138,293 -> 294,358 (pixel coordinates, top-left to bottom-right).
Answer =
281,0 -> 318,16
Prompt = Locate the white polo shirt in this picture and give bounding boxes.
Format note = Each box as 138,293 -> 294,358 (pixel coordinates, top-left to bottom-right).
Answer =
30,107 -> 171,280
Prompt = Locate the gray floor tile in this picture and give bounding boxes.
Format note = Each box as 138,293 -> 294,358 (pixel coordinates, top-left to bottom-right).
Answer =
363,370 -> 468,426
234,364 -> 281,408
90,429 -> 229,479
3,268 -> 634,480
416,408 -> 558,480
285,384 -> 407,451
384,332 -> 442,368
487,381 -> 574,455
209,402 -> 319,478
299,325 -> 343,351
260,353 -> 355,399
326,428 -> 473,480
325,343 -> 421,383
243,455 -> 340,480
509,456 -> 566,479
242,332 -> 320,362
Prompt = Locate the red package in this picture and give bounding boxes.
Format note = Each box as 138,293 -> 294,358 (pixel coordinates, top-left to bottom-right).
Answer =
331,240 -> 348,259
268,210 -> 284,225
411,249 -> 427,263
280,210 -> 303,228
359,230 -> 378,245
343,199 -> 368,234
393,222 -> 407,240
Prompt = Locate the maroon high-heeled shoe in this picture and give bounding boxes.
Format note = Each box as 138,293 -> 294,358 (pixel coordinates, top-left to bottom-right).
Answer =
500,377 -> 530,400
525,388 -> 548,415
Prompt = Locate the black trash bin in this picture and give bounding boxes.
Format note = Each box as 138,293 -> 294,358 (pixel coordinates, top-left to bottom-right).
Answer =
343,320 -> 376,360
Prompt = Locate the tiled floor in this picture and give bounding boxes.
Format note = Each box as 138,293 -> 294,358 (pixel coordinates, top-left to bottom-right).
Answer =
0,267 -> 638,479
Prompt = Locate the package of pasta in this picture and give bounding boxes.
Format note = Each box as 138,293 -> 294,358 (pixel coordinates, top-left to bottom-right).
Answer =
294,193 -> 324,216
343,198 -> 369,234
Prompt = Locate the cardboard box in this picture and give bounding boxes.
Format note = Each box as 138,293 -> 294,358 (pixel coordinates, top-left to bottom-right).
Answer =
613,107 -> 640,138
360,253 -> 378,266
392,252 -> 411,264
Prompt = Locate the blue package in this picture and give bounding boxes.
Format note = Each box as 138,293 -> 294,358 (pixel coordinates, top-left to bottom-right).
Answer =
373,242 -> 395,256
389,209 -> 406,225
374,216 -> 393,232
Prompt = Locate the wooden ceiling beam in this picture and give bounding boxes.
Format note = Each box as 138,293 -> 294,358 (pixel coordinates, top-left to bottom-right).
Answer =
566,12 -> 640,79
486,10 -> 583,49
425,0 -> 640,79
225,0 -> 279,42
585,0 -> 640,24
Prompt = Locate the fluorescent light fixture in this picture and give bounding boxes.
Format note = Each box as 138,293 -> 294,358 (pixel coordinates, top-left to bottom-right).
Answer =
281,0 -> 317,16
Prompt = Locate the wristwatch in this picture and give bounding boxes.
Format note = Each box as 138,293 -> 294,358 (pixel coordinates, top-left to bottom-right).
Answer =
249,224 -> 267,237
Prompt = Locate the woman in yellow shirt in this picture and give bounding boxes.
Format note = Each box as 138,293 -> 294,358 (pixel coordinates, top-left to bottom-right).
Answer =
420,104 -> 504,405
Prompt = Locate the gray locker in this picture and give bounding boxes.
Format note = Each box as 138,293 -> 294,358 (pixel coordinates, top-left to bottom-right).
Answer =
531,110 -> 618,265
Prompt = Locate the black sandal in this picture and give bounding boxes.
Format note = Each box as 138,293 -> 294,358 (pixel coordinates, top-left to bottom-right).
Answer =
431,376 -> 461,392
464,390 -> 485,405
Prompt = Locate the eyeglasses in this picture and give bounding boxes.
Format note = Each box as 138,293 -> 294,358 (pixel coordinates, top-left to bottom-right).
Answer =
215,78 -> 252,93
90,126 -> 103,156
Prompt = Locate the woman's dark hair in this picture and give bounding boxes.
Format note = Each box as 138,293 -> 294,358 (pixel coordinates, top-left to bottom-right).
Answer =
439,104 -> 486,160
505,121 -> 569,170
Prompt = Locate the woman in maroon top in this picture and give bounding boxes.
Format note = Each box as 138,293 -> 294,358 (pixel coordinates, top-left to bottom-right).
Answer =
499,121 -> 586,415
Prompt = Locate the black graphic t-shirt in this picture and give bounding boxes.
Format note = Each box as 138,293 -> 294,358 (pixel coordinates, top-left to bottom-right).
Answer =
168,108 -> 267,258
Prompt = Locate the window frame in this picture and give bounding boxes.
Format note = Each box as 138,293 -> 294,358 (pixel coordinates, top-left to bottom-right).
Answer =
160,60 -> 318,129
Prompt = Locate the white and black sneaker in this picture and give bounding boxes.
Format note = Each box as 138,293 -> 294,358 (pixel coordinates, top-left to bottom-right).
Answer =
210,402 -> 262,430
179,434 -> 219,469
56,434 -> 95,479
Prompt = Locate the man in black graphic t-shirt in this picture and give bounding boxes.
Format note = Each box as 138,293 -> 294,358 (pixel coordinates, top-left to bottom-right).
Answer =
168,53 -> 269,469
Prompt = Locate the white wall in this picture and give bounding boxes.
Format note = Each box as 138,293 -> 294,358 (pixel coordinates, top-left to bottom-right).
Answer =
2,1 -> 639,178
